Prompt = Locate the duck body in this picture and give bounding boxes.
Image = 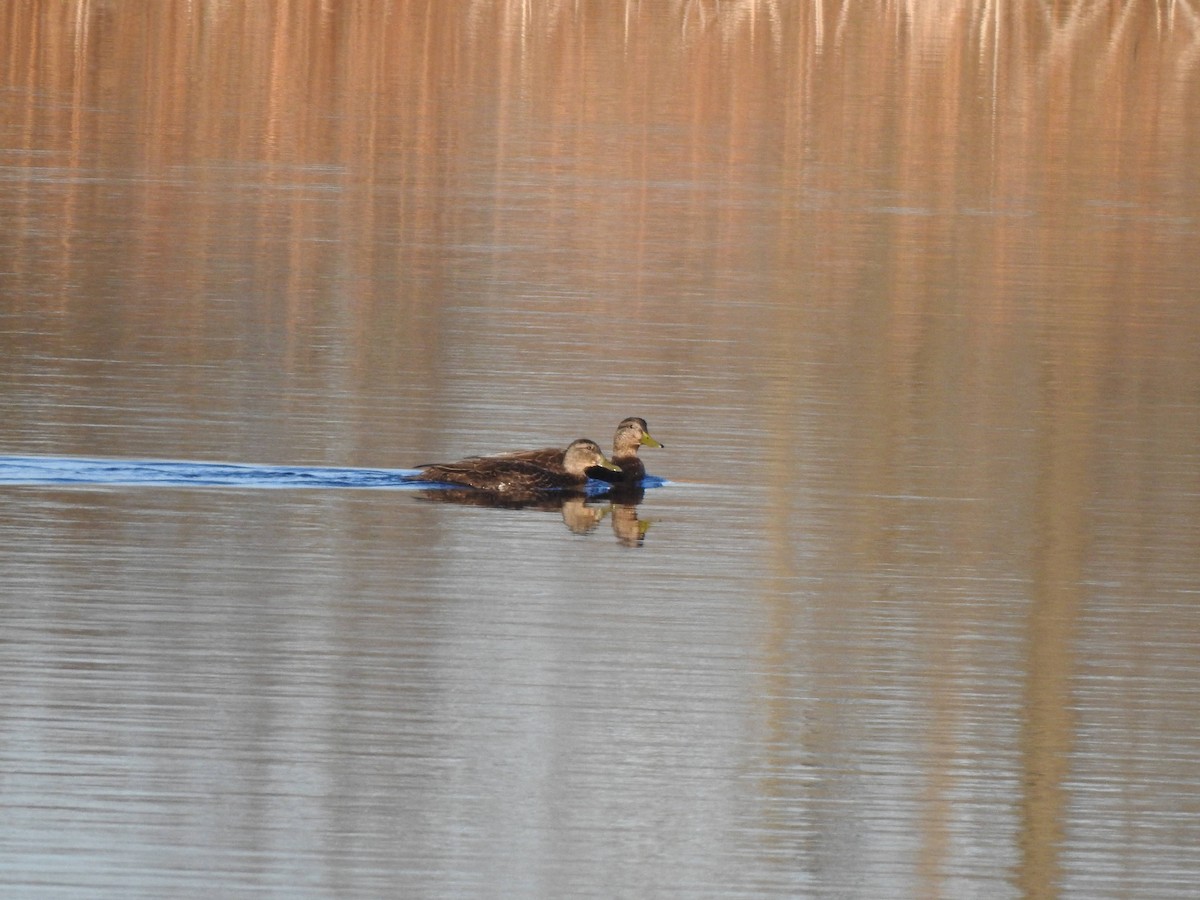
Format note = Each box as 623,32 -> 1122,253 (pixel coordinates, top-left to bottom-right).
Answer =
586,417 -> 664,485
414,485 -> 587,510
409,438 -> 620,493
608,455 -> 647,482
484,446 -> 568,470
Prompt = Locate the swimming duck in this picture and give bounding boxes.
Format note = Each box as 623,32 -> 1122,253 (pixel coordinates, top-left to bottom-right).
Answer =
496,417 -> 664,484
409,438 -> 620,492
587,417 -> 664,484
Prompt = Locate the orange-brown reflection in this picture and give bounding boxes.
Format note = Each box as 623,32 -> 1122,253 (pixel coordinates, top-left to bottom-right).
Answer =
3,1 -> 1194,375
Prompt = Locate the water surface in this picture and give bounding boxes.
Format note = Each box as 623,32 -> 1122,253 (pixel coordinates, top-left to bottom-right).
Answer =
2,2 -> 1199,898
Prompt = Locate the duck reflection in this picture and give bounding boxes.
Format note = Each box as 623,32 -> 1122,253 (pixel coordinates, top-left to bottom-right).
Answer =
593,483 -> 652,547
607,499 -> 651,546
414,484 -> 652,545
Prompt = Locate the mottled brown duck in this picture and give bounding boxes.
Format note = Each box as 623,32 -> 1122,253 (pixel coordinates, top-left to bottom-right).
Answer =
587,417 -> 664,484
409,438 -> 620,492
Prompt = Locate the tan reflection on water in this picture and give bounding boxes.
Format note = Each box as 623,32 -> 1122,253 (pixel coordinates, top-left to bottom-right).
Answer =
3,2 -> 1199,897
4,2 -> 1195,361
1020,371 -> 1089,899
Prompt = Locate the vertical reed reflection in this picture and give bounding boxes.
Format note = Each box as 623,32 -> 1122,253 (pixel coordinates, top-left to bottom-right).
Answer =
1018,345 -> 1097,897
3,0 -> 1195,462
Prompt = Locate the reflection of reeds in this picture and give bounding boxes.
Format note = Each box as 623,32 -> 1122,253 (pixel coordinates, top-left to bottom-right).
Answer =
3,1 -> 1192,346
6,2 -> 1196,139
6,2 -> 1193,223
2,0 -> 1195,451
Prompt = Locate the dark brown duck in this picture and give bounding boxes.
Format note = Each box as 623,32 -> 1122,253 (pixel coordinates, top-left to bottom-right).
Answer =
409,438 -> 620,492
587,417 -> 664,484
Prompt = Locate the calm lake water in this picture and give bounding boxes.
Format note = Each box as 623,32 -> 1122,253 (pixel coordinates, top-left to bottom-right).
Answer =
3,3 -> 1199,898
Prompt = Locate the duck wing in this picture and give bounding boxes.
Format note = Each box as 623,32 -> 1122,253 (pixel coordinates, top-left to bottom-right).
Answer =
412,455 -> 578,491
489,446 -> 567,470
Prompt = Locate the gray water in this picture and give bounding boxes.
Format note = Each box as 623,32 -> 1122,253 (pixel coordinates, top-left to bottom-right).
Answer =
3,3 -> 1200,898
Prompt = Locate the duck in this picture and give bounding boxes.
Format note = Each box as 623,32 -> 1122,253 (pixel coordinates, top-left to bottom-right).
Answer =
408,438 -> 620,492
494,417 -> 664,484
586,417 -> 664,484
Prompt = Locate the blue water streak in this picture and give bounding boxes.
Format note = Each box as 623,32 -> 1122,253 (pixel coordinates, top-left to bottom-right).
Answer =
0,455 -> 423,489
